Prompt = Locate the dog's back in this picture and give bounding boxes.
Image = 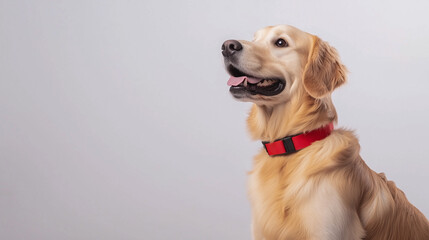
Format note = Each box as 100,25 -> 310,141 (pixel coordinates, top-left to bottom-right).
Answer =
362,170 -> 429,239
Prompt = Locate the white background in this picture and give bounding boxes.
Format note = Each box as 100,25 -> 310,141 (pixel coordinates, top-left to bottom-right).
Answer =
1,0 -> 429,239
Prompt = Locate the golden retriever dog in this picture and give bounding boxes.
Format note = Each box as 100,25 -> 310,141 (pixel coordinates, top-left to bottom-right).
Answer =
221,25 -> 429,240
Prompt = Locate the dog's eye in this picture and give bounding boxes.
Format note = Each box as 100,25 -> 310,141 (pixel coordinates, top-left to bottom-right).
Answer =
274,38 -> 288,47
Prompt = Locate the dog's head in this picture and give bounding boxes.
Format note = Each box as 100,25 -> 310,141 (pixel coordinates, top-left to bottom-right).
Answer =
222,25 -> 347,105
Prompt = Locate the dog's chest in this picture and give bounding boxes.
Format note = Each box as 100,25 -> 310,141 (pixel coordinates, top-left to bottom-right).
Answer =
248,157 -> 309,239
247,154 -> 348,240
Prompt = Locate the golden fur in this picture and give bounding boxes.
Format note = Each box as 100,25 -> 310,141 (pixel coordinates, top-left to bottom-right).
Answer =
226,25 -> 429,239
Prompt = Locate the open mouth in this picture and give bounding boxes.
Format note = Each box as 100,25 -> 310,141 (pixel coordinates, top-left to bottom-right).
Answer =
226,65 -> 285,97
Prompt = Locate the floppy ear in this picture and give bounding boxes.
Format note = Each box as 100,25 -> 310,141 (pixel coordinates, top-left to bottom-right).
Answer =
302,36 -> 347,98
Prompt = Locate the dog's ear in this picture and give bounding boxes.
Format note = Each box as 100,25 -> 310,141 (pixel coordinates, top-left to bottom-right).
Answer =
302,36 -> 347,98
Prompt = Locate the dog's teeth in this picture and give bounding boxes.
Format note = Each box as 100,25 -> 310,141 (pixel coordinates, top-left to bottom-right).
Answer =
244,79 -> 248,87
257,80 -> 274,87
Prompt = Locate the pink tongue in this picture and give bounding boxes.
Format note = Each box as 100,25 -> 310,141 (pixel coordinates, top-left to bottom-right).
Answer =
227,76 -> 263,86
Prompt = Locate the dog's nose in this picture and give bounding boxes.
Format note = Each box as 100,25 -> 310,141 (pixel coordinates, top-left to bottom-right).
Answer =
222,40 -> 243,57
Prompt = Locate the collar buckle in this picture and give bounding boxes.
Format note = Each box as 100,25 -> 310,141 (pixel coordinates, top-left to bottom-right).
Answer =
282,136 -> 296,154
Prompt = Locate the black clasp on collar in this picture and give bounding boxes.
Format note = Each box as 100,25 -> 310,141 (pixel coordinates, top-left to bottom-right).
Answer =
282,136 -> 296,154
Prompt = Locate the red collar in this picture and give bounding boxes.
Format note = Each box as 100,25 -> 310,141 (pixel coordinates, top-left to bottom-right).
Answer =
262,123 -> 334,156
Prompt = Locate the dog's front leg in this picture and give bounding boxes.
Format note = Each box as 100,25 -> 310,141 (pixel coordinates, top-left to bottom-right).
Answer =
300,180 -> 365,240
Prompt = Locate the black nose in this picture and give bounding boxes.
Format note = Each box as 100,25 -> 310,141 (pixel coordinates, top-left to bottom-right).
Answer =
222,40 -> 243,57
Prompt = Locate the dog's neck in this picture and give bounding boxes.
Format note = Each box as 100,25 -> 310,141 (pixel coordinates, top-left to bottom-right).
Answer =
247,89 -> 337,142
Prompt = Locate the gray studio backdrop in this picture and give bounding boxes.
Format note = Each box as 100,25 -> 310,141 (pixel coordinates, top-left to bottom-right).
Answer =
1,0 -> 429,239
